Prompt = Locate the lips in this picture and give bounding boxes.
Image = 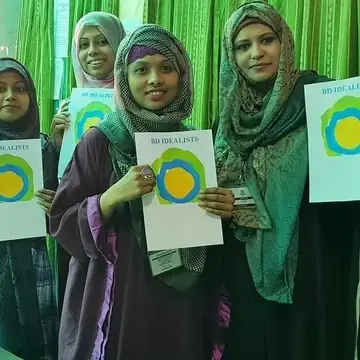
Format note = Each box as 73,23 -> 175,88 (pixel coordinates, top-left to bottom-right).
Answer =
250,63 -> 270,69
1,105 -> 18,109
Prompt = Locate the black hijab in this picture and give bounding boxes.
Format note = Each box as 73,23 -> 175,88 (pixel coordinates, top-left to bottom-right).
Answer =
0,57 -> 39,140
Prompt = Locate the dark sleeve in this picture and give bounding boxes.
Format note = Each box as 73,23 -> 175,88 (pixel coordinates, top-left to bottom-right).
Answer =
41,132 -> 59,191
212,116 -> 220,141
49,128 -> 113,261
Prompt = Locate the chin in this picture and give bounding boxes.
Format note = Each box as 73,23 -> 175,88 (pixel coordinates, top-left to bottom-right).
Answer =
144,102 -> 168,111
86,67 -> 111,80
251,74 -> 275,84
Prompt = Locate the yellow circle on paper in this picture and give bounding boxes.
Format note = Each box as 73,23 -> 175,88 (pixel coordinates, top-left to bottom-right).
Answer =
0,171 -> 24,198
164,167 -> 195,199
334,116 -> 360,150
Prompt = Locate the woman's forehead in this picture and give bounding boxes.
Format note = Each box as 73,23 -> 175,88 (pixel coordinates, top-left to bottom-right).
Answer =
80,26 -> 104,39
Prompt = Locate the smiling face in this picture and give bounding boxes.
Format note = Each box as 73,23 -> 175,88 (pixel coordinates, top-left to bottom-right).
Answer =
78,26 -> 116,79
127,53 -> 180,111
233,22 -> 281,83
0,71 -> 30,123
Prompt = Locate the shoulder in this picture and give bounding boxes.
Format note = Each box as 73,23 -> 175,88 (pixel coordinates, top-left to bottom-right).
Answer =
74,128 -> 110,167
79,127 -> 109,148
299,70 -> 332,85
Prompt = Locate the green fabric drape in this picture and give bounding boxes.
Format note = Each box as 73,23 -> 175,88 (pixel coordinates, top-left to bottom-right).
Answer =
144,0 -> 359,129
16,0 -> 54,135
63,0 -> 121,98
144,0 -> 216,129
16,0 -> 57,284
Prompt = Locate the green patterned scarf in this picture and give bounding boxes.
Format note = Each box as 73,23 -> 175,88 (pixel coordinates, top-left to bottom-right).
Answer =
97,25 -> 206,292
215,2 -> 329,303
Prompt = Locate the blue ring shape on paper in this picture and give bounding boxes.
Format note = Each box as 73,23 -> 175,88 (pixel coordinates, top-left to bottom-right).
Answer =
0,164 -> 29,202
77,109 -> 106,138
156,159 -> 200,203
325,107 -> 360,155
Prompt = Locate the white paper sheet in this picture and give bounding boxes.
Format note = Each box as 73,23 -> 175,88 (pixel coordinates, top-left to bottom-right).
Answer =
135,130 -> 223,250
0,139 -> 46,241
304,76 -> 360,202
58,88 -> 115,177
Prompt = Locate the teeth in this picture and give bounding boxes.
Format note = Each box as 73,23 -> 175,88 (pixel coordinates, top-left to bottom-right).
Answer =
148,91 -> 164,96
90,60 -> 103,65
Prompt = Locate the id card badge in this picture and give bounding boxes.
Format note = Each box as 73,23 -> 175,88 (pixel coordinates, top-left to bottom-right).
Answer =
231,187 -> 256,208
149,249 -> 183,276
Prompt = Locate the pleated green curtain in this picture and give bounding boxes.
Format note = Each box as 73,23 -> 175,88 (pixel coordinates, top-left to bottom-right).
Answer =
63,0 -> 121,98
144,0 -> 217,129
144,0 -> 359,129
16,0 -> 54,135
16,0 -> 57,282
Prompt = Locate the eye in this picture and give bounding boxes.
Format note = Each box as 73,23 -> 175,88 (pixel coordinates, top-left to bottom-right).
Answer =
235,43 -> 250,52
79,42 -> 88,50
16,86 -> 26,92
262,36 -> 276,44
0,87 -> 6,93
135,67 -> 147,74
98,39 -> 109,45
162,65 -> 175,73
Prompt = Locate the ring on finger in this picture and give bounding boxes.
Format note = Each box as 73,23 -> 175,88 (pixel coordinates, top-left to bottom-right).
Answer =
140,167 -> 155,181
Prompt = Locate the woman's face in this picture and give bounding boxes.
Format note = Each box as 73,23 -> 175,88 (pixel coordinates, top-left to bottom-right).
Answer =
0,71 -> 30,123
78,26 -> 115,79
127,54 -> 180,111
233,23 -> 281,83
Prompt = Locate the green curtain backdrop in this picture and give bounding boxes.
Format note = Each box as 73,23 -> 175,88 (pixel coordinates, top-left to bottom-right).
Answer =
63,0 -> 121,98
16,0 -> 57,283
144,0 -> 359,129
16,0 -> 54,135
15,0 -> 122,300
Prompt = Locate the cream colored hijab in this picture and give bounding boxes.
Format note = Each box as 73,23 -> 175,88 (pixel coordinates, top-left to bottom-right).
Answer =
72,12 -> 125,88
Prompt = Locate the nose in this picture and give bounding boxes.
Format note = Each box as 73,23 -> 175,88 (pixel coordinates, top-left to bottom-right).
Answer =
250,43 -> 264,60
88,43 -> 99,56
147,70 -> 163,86
5,89 -> 16,100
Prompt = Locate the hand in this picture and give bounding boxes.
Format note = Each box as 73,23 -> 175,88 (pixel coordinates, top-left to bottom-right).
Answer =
36,189 -> 56,215
51,113 -> 69,149
100,165 -> 156,220
198,187 -> 234,218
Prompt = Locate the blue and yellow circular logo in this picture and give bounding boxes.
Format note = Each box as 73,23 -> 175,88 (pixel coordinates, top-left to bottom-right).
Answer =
152,148 -> 206,205
0,154 -> 34,203
75,101 -> 112,142
322,96 -> 360,156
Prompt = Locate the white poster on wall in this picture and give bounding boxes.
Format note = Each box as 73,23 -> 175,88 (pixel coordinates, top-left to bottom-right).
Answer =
54,0 -> 70,58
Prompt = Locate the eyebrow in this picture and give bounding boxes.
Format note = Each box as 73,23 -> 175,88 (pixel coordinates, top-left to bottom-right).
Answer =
234,31 -> 276,45
80,34 -> 106,41
0,81 -> 25,85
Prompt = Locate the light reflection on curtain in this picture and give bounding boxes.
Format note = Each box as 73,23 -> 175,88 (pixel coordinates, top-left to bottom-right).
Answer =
144,0 -> 359,129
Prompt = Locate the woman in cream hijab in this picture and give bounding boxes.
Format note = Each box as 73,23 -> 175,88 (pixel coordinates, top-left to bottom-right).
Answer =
51,11 -> 125,148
